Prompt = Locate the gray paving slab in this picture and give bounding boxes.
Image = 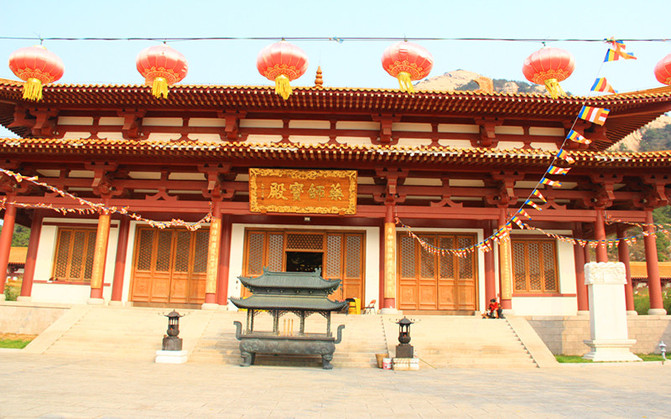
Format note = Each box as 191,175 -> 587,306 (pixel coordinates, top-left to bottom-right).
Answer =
0,353 -> 670,418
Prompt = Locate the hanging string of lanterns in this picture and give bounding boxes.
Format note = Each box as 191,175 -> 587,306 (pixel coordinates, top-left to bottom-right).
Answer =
381,41 -> 433,94
135,44 -> 188,99
256,40 -> 309,100
522,47 -> 575,98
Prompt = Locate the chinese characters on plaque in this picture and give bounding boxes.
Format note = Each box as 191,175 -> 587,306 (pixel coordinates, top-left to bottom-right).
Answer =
249,168 -> 357,214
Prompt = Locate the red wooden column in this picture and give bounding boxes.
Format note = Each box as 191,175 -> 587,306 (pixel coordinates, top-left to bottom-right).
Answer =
0,201 -> 16,300
497,208 -> 513,311
110,217 -> 130,304
203,204 -> 222,308
89,212 -> 112,302
616,224 -> 636,314
573,224 -> 588,313
643,209 -> 666,314
382,204 -> 396,310
19,212 -> 44,300
215,215 -> 232,306
594,207 -> 608,262
483,222 -> 496,303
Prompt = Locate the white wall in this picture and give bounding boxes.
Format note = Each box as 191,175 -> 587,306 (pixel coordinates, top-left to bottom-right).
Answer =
30,218 -> 119,304
227,223 -> 380,311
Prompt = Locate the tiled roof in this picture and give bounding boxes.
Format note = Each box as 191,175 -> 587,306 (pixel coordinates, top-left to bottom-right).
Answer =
1,79 -> 670,149
2,137 -> 670,169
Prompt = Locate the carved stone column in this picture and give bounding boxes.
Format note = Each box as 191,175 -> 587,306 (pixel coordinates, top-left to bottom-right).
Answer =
203,207 -> 222,309
382,204 -> 397,311
643,209 -> 666,315
89,212 -> 111,303
0,201 -> 16,301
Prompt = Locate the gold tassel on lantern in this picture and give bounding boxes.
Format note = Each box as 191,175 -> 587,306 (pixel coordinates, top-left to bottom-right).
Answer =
274,74 -> 292,100
543,78 -> 565,99
152,77 -> 169,99
397,72 -> 415,94
23,78 -> 43,101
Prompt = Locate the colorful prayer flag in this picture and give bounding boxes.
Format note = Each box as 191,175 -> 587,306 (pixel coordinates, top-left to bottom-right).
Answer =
567,128 -> 591,144
590,77 -> 616,94
532,189 -> 547,203
525,199 -> 543,211
578,106 -> 610,126
604,39 -> 636,61
519,208 -> 532,219
511,215 -> 525,229
556,149 -> 575,164
541,178 -> 562,188
548,165 -> 571,175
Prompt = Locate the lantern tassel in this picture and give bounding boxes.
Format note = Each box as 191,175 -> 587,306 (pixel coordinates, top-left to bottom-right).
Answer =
274,75 -> 292,100
543,78 -> 565,99
23,78 -> 43,101
397,72 -> 415,94
152,77 -> 169,99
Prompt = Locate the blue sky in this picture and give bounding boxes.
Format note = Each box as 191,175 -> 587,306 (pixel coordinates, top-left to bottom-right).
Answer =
0,0 -> 669,137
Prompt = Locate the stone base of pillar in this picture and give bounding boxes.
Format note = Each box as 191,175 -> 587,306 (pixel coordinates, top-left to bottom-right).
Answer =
201,303 -> 219,310
626,310 -> 639,316
380,308 -> 400,315
582,339 -> 641,362
155,350 -> 188,364
648,308 -> 667,315
87,298 -> 105,305
577,310 -> 590,317
108,301 -> 124,307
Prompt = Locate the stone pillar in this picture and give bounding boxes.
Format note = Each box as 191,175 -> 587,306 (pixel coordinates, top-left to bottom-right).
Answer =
89,212 -> 111,303
498,208 -> 513,312
0,202 -> 16,301
616,224 -> 636,315
483,223 -> 496,303
582,262 -> 640,362
202,210 -> 222,310
215,215 -> 232,306
594,207 -> 608,262
643,209 -> 666,315
110,217 -> 130,305
19,213 -> 43,300
382,204 -> 397,312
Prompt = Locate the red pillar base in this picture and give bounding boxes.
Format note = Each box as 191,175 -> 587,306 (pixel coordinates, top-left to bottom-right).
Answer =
90,287 -> 103,299
201,293 -> 218,310
501,299 -> 512,310
383,298 -> 395,309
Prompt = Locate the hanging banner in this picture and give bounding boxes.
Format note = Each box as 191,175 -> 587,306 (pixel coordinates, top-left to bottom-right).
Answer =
249,168 -> 357,215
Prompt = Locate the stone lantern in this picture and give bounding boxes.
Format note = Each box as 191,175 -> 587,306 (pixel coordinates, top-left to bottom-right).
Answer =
162,310 -> 184,351
396,317 -> 414,358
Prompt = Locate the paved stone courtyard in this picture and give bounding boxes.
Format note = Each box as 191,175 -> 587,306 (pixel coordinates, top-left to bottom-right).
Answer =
0,352 -> 670,418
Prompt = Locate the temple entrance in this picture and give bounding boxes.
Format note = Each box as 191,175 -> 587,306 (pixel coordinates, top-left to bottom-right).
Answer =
397,233 -> 478,313
130,227 -> 208,305
243,229 -> 365,301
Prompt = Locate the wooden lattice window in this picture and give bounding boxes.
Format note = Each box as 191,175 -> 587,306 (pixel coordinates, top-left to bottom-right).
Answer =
512,238 -> 558,293
52,227 -> 97,283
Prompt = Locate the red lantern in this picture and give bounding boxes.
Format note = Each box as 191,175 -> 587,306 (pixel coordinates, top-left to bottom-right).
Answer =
522,47 -> 575,99
654,53 -> 671,85
257,41 -> 309,100
136,44 -> 188,99
8,45 -> 64,102
381,41 -> 433,94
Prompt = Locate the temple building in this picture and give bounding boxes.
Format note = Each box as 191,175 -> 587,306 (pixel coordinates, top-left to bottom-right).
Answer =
0,74 -> 669,316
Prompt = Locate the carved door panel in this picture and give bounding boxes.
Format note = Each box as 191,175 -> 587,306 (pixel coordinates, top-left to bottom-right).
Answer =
398,233 -> 478,312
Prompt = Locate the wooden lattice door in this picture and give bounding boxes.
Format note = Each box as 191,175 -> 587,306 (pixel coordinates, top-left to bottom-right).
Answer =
398,233 -> 477,312
130,227 -> 208,304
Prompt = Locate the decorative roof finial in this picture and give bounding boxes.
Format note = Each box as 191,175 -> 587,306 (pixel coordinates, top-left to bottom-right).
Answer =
314,66 -> 324,88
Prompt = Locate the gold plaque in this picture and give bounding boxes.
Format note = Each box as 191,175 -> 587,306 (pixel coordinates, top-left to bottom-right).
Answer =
249,168 -> 357,215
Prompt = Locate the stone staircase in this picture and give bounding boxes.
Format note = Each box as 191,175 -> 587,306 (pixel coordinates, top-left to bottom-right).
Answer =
26,306 -> 545,369
383,316 -> 537,368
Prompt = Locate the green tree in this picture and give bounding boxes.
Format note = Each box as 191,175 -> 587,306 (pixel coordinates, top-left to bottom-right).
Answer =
0,224 -> 31,246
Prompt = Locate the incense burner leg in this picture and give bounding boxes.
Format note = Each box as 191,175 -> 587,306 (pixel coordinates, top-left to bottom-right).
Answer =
322,353 -> 333,370
240,350 -> 254,367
